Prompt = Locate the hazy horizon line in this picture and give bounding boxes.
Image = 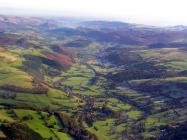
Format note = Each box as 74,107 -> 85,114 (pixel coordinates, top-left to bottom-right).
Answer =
0,7 -> 186,28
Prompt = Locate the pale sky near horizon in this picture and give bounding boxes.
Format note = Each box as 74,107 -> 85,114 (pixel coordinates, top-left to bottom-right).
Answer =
0,0 -> 186,26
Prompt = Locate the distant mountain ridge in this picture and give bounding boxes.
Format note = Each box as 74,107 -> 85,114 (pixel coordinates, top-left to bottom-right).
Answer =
0,15 -> 187,46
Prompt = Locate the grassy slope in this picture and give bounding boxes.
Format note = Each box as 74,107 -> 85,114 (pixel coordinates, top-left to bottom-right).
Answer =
14,109 -> 72,140
85,119 -> 119,140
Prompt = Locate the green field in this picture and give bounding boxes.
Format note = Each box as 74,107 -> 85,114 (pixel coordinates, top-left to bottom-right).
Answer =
14,109 -> 72,140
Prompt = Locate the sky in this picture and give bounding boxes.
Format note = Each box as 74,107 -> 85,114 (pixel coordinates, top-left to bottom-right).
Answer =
0,0 -> 186,26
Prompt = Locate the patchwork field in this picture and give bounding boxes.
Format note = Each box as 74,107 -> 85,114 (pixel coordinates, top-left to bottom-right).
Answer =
0,15 -> 187,140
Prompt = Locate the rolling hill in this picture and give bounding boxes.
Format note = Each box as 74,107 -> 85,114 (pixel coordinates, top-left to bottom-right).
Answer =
0,15 -> 187,140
